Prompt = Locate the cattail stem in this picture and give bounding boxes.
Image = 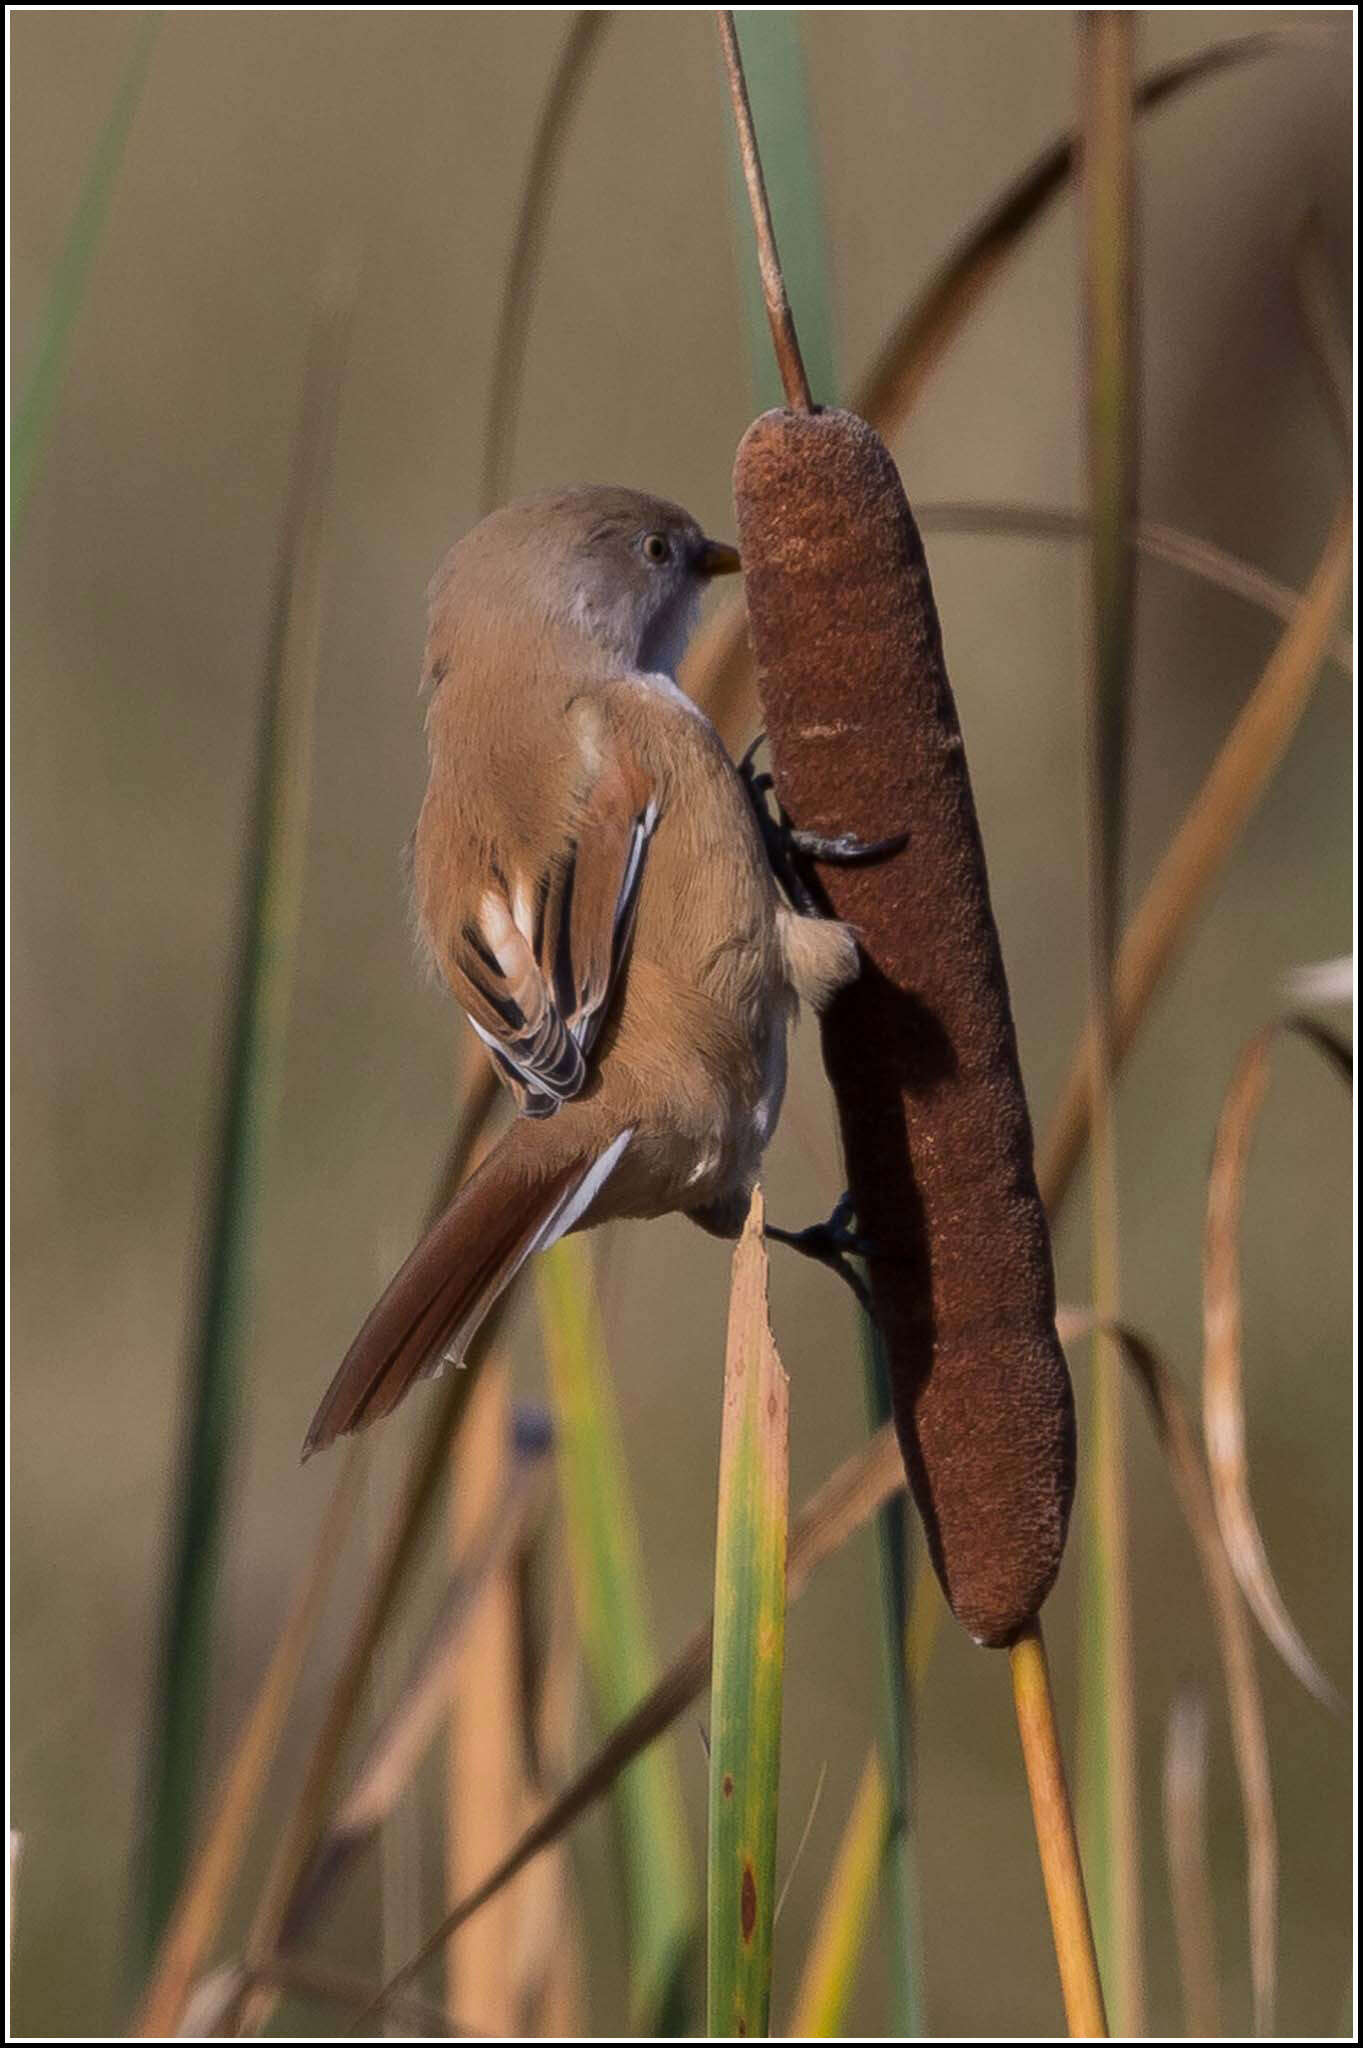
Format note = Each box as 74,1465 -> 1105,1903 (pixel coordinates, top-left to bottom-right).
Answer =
1009,1622 -> 1108,2038
716,10 -> 814,411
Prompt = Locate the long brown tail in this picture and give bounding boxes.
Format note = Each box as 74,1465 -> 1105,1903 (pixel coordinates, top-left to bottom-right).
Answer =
302,1118 -> 632,1458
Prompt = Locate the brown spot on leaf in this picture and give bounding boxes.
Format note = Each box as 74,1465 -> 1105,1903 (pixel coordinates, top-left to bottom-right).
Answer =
740,1860 -> 757,1943
722,1772 -> 734,1799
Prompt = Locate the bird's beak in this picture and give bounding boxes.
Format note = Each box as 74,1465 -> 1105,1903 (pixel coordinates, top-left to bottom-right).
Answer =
696,537 -> 742,579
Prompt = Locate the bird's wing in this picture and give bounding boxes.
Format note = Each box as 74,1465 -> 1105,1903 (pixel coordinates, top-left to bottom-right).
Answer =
446,710 -> 658,1116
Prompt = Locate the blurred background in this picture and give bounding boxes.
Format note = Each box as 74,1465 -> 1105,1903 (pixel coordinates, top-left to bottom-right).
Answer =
10,8 -> 1353,2038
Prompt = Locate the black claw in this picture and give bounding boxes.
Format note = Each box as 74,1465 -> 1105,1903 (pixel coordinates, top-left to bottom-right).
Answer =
738,730 -> 768,779
765,1191 -> 883,1316
787,825 -> 910,865
737,732 -> 908,915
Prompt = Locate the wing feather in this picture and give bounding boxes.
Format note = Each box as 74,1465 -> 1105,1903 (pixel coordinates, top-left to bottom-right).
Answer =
445,714 -> 657,1114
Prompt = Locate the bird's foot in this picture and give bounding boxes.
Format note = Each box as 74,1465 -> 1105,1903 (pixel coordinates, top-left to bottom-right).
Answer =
738,733 -> 907,914
765,1191 -> 880,1315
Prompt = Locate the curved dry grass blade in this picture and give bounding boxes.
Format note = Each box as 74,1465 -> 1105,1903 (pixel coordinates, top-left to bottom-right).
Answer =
785,1753 -> 889,2038
1282,955 -> 1352,1006
1057,1310 -> 1278,2036
535,1236 -> 694,2032
249,1956 -> 470,2036
1038,498 -> 1354,1217
361,1421 -> 905,2019
772,1760 -> 827,1931
184,1957 -> 468,2036
1292,210 -> 1351,461
1009,1622 -> 1108,2038
707,1188 -> 790,2038
856,31 -> 1300,437
177,1962 -> 251,2036
12,12 -> 158,535
916,501 -> 1353,676
1203,1020 -> 1350,1712
480,12 -> 608,513
132,1449 -> 363,2035
139,264 -> 356,1963
1163,1683 -> 1220,2038
276,1422 -> 550,1954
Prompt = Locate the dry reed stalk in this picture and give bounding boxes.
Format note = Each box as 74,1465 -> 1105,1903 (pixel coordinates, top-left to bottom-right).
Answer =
1291,210 -> 1351,462
512,1561 -> 585,2035
1202,1020 -> 1350,1712
1010,1623 -> 1108,2037
264,1428 -> 550,1958
1162,1685 -> 1220,2038
234,1347 -> 497,2030
131,1452 -> 363,2036
445,1362 -> 526,2033
1057,1311 -> 1279,2035
1075,12 -> 1141,2029
914,501 -> 1352,675
369,1421 -> 423,2037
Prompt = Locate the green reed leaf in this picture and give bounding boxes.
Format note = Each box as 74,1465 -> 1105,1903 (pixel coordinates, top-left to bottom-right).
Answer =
535,1237 -> 695,2034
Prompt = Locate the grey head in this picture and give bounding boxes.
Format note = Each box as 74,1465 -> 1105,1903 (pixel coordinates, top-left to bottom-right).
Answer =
427,484 -> 741,683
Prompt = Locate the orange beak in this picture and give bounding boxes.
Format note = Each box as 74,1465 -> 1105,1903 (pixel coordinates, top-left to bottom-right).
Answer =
696,537 -> 742,579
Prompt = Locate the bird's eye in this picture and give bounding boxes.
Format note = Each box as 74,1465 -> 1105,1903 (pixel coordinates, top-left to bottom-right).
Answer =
641,532 -> 670,565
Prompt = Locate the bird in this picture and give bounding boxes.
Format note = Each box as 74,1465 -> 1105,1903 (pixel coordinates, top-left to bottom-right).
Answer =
303,485 -> 859,1459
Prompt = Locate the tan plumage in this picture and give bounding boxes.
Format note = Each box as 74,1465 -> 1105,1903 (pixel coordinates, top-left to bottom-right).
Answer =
304,487 -> 856,1457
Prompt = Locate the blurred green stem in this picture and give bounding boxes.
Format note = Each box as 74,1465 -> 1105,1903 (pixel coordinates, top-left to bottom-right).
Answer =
860,1313 -> 924,2033
1076,11 -> 1141,2034
12,13 -> 159,538
136,279 -> 352,1963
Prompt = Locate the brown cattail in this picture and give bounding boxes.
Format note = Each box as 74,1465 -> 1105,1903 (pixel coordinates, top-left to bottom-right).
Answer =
734,406 -> 1075,1646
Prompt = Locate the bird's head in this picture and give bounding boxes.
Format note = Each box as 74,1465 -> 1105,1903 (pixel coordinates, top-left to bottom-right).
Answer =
427,485 -> 741,685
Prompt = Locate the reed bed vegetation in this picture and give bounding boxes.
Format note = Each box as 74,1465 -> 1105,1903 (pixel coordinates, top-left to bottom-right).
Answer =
10,9 -> 1352,2038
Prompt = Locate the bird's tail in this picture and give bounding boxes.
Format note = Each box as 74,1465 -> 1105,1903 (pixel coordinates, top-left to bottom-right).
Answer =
302,1117 -> 632,1458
